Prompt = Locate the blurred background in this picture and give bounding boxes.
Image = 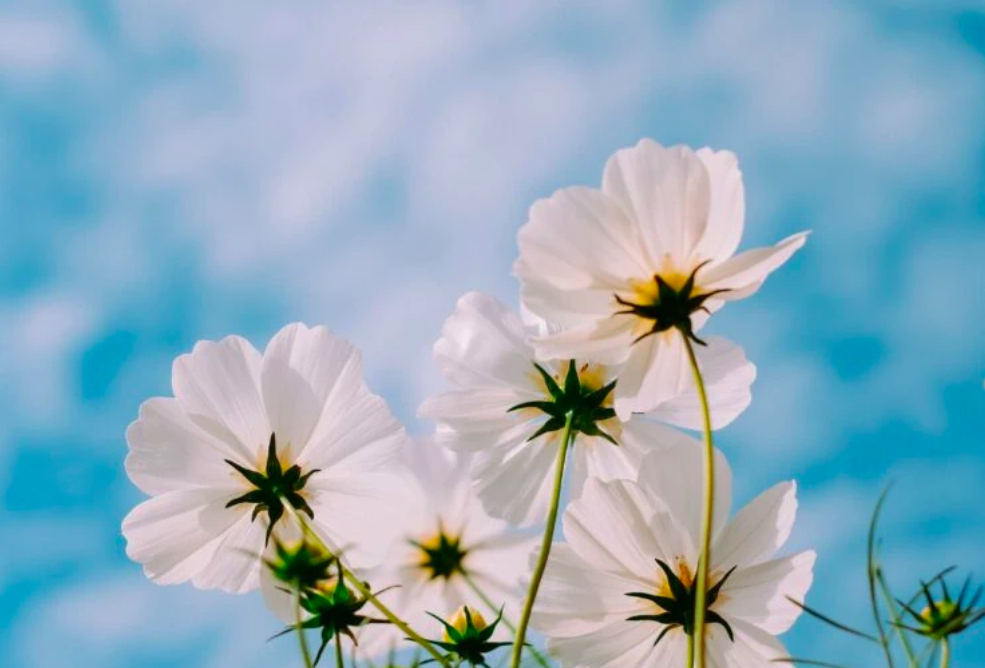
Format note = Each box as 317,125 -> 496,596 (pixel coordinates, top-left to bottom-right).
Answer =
2,1 -> 984,666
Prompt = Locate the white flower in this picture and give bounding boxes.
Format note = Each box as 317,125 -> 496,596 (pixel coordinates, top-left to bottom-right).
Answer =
419,291 -> 755,527
122,323 -> 409,593
515,138 -> 807,417
261,439 -> 537,658
533,446 -> 815,667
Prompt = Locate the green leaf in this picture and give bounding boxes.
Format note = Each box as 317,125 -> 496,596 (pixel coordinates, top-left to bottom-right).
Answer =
771,659 -> 855,668
786,597 -> 879,643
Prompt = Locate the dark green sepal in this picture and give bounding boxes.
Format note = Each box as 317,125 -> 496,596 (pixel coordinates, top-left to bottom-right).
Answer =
419,607 -> 515,667
613,260 -> 729,347
225,432 -> 320,545
410,531 -> 469,581
508,361 -> 619,445
264,537 -> 336,590
894,571 -> 985,641
626,558 -> 737,643
271,567 -> 393,665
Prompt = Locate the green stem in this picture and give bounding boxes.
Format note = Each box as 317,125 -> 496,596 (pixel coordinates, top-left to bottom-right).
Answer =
280,503 -> 451,668
940,638 -> 950,668
876,569 -> 918,667
509,413 -> 575,668
335,630 -> 344,668
462,573 -> 552,668
687,631 -> 695,668
683,336 -> 715,668
338,563 -> 451,667
295,582 -> 315,668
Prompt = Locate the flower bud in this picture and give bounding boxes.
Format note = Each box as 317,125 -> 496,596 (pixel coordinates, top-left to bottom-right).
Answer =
445,605 -> 487,641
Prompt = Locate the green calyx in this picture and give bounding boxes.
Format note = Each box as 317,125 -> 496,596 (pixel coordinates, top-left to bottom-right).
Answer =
265,537 -> 335,590
613,260 -> 727,346
423,607 -> 512,667
508,360 -> 618,445
225,433 -> 320,545
625,558 -> 737,647
272,567 -> 392,666
411,531 -> 469,581
896,573 -> 985,641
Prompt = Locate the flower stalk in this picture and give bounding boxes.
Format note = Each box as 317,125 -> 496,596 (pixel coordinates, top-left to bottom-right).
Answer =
683,335 -> 715,668
280,501 -> 451,668
509,412 -> 576,668
940,638 -> 950,668
295,582 -> 315,668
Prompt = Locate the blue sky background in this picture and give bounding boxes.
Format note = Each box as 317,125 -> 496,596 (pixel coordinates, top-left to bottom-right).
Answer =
2,1 -> 985,666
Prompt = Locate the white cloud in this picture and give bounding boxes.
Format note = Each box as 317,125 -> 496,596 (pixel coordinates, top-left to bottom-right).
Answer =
0,4 -> 101,83
13,573 -> 296,668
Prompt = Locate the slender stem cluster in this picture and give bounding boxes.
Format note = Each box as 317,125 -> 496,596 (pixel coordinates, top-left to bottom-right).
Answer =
279,502 -> 452,668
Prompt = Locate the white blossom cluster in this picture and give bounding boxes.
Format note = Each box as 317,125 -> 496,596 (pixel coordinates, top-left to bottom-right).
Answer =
122,139 -> 817,668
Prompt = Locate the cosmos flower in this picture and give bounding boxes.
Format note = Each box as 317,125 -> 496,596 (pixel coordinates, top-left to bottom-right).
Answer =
532,446 -> 815,667
122,323 -> 410,593
515,138 -> 807,417
418,291 -> 755,526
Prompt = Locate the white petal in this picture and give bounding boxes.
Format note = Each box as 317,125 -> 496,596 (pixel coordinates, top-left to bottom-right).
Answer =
713,482 -> 798,569
191,512 -> 267,593
434,418 -> 537,460
433,291 -> 538,390
640,630 -> 689,668
307,471 -> 413,568
564,478 -> 673,577
297,388 -> 405,475
649,336 -> 756,430
636,445 -> 731,551
549,617 -> 658,668
171,335 -> 268,464
719,551 -> 816,634
533,545 -> 645,636
710,619 -> 790,667
401,437 -> 469,526
470,436 -> 559,527
418,387 -> 528,435
570,433 -> 642,498
701,231 -> 809,298
691,148 -> 745,263
532,316 -> 637,366
601,139 -> 711,262
614,333 -> 689,420
122,488 -> 241,588
260,563 -> 299,625
515,185 -> 651,328
464,533 -> 540,623
261,323 -> 362,460
125,398 -> 242,495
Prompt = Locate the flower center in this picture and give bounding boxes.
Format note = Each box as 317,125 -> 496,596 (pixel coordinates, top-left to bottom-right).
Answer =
509,360 -> 619,445
625,558 -> 737,647
412,529 -> 469,581
613,260 -> 727,346
225,433 -> 320,545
